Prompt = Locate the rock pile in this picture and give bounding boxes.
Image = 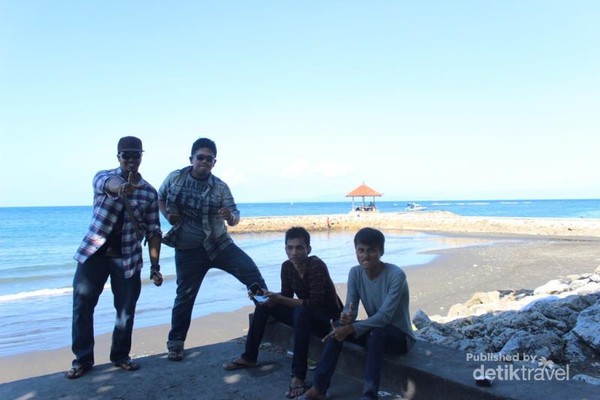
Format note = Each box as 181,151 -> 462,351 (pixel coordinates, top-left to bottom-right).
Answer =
413,266 -> 600,383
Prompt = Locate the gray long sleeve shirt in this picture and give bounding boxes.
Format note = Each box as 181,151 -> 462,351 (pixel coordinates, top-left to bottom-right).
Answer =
346,262 -> 416,351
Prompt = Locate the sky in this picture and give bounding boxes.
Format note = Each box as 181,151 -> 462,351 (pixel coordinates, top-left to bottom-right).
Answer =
1,1 -> 599,207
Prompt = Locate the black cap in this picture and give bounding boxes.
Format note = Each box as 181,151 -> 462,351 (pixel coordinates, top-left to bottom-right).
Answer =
117,136 -> 143,152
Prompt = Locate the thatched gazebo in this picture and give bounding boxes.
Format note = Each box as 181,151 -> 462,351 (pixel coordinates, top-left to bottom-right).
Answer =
346,182 -> 382,212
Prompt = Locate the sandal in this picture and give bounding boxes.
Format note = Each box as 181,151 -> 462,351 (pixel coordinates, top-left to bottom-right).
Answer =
65,364 -> 91,380
167,350 -> 184,361
222,358 -> 260,370
113,360 -> 140,371
297,388 -> 326,400
285,382 -> 310,398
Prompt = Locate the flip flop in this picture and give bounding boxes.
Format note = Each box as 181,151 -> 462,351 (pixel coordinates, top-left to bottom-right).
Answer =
167,350 -> 184,361
285,382 -> 310,398
297,388 -> 327,400
222,358 -> 260,370
112,360 -> 140,371
297,393 -> 326,400
65,364 -> 91,380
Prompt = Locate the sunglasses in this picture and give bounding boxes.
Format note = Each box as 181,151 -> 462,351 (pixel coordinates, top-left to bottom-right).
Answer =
194,154 -> 216,162
119,151 -> 142,160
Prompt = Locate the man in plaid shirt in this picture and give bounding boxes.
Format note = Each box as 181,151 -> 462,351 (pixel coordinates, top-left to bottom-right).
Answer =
159,137 -> 266,362
66,136 -> 162,379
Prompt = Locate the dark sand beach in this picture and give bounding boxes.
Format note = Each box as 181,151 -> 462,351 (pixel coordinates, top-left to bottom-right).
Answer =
1,213 -> 599,398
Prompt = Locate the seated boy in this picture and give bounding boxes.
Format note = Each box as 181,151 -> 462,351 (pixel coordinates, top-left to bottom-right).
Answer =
300,227 -> 416,400
223,227 -> 343,399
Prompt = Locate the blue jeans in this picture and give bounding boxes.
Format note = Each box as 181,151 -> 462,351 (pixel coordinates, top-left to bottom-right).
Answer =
312,325 -> 408,400
242,304 -> 331,380
167,243 -> 266,351
71,254 -> 141,367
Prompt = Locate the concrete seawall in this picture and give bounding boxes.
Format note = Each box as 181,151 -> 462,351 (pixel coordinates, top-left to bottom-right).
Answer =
263,318 -> 598,400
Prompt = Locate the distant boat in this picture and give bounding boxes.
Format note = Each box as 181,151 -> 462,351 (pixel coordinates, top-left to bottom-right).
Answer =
405,202 -> 426,212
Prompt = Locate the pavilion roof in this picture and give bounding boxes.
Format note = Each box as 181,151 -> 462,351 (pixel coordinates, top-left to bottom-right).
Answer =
345,183 -> 382,197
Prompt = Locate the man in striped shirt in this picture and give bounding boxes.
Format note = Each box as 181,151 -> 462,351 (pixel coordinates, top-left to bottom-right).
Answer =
66,136 -> 162,379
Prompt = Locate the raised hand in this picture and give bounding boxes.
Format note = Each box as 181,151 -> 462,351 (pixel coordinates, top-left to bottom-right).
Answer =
321,319 -> 338,342
340,302 -> 354,325
117,172 -> 144,197
218,207 -> 234,223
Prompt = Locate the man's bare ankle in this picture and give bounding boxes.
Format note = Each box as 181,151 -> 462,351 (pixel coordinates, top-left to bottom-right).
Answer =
291,376 -> 304,385
303,387 -> 325,399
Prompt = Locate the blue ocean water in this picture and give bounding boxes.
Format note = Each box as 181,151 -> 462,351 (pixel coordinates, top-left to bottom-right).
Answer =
239,199 -> 600,219
0,199 -> 598,357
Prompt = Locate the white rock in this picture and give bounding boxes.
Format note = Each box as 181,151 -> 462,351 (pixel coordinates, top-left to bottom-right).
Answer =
447,303 -> 470,318
533,279 -> 571,295
572,302 -> 600,351
572,374 -> 600,385
464,291 -> 500,307
415,270 -> 600,382
574,281 -> 600,295
412,309 -> 432,330
521,295 -> 560,311
567,277 -> 591,291
563,331 -> 593,363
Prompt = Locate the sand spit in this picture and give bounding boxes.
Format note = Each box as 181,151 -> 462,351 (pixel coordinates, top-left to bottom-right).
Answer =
230,211 -> 600,238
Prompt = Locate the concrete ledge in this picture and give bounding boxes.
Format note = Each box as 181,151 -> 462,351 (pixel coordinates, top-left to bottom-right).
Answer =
261,317 -> 597,400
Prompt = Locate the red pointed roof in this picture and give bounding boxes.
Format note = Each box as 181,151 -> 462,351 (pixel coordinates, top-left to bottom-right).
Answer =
345,183 -> 382,197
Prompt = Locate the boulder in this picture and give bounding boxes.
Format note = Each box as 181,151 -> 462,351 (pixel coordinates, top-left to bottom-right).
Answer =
563,331 -> 597,364
523,295 -> 579,327
575,281 -> 600,295
414,270 -> 600,380
464,291 -> 500,307
533,279 -> 571,295
412,309 -> 432,329
498,331 -> 564,360
572,302 -> 600,352
572,374 -> 600,386
447,303 -> 470,318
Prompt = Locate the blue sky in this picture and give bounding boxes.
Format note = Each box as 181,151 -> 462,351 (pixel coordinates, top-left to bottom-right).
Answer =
1,1 -> 599,207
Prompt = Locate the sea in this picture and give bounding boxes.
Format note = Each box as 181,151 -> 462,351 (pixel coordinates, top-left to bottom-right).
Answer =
1,199 -> 599,357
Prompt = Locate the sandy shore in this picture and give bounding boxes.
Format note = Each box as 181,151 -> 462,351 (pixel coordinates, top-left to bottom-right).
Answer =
2,223 -> 599,384
229,211 -> 600,238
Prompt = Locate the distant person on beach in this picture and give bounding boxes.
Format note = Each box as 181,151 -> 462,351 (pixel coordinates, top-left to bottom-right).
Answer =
66,136 -> 163,379
299,227 -> 416,400
223,226 -> 343,399
159,137 -> 267,362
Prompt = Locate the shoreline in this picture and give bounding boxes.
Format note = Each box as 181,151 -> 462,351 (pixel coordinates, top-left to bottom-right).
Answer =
2,230 -> 599,384
228,211 -> 600,238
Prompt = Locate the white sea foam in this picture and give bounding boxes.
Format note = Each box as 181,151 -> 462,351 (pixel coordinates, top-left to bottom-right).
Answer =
0,288 -> 73,302
0,284 -> 111,303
